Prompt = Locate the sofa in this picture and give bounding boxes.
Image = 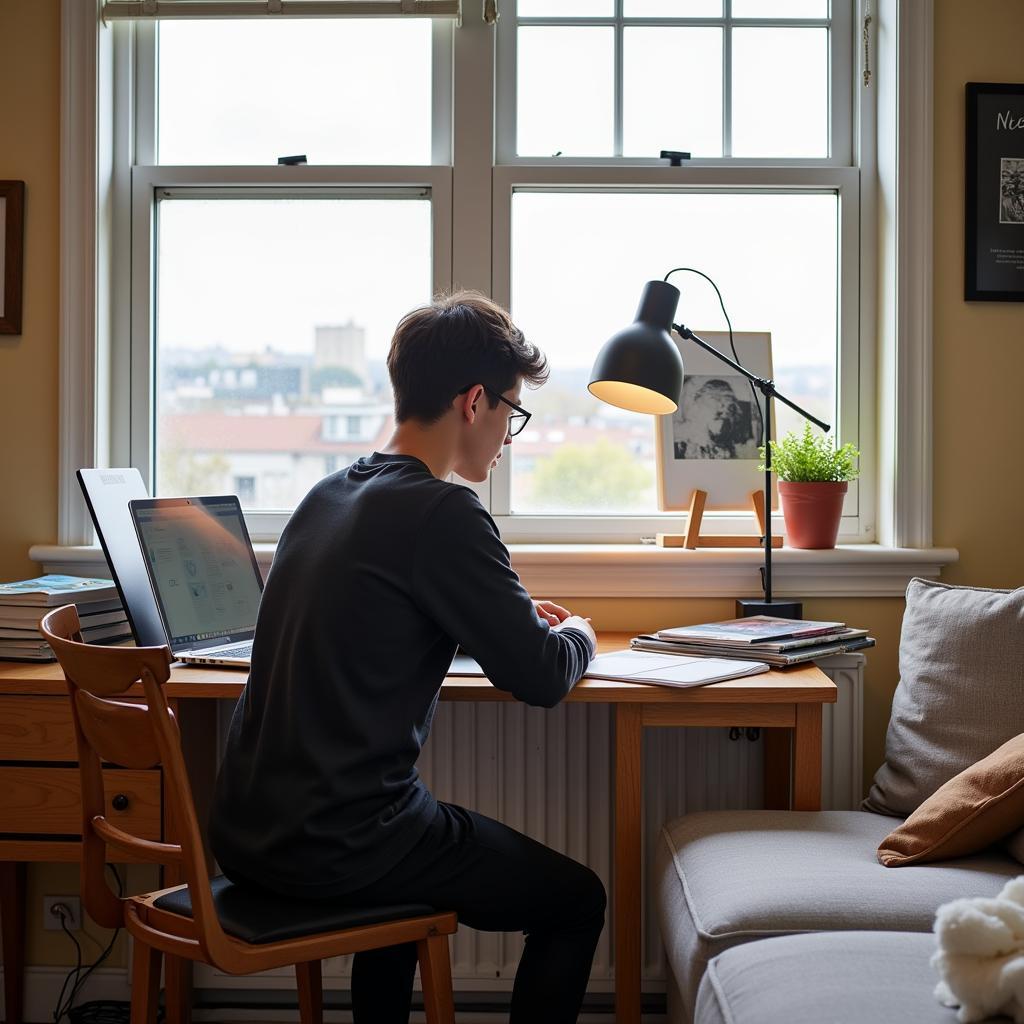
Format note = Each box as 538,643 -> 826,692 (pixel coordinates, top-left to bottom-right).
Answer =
654,579 -> 1024,1023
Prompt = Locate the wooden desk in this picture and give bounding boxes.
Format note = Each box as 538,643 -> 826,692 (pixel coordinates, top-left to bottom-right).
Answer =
0,633 -> 835,1024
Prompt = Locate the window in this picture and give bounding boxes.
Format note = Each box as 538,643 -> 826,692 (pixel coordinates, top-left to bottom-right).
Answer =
116,0 -> 867,544
152,192 -> 432,512
120,17 -> 451,538
506,190 -> 839,515
157,20 -> 435,165
501,0 -> 849,162
486,0 -> 864,542
234,476 -> 257,506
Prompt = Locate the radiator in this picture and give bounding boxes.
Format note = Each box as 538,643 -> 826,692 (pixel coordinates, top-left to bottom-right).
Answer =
198,653 -> 864,993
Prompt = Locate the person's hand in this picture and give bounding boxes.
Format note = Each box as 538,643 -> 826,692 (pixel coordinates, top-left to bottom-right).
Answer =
552,614 -> 597,651
533,599 -> 572,626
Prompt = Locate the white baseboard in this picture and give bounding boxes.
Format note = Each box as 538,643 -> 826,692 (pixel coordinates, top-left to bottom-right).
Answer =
0,966 -> 130,1023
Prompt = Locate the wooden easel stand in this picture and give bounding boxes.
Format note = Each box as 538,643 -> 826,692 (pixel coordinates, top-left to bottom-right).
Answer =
656,489 -> 784,549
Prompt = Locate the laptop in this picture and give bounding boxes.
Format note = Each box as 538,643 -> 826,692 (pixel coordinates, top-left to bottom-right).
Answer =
77,468 -> 169,648
129,495 -> 264,667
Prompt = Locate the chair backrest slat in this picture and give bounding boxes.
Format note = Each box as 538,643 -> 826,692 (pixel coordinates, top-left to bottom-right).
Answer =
74,691 -> 163,769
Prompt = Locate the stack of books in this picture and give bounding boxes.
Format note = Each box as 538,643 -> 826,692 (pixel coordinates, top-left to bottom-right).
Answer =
631,614 -> 875,667
0,575 -> 131,661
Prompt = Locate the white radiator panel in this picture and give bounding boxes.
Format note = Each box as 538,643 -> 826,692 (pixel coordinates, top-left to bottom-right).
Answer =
198,654 -> 864,992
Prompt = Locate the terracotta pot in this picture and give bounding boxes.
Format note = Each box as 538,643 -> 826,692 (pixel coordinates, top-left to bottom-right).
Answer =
778,481 -> 849,549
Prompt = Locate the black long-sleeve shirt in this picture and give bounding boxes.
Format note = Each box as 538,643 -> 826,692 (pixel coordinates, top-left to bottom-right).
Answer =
209,453 -> 594,898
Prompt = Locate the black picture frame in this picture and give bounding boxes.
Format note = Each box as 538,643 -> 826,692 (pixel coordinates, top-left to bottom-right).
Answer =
965,83 -> 1024,302
0,180 -> 25,335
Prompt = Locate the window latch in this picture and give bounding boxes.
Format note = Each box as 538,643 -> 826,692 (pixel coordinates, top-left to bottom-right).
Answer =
660,150 -> 692,167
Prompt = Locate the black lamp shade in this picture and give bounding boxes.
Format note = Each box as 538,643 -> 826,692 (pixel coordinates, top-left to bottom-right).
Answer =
588,280 -> 684,415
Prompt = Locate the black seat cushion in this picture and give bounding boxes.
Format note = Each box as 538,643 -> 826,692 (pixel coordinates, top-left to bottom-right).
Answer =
153,875 -> 437,945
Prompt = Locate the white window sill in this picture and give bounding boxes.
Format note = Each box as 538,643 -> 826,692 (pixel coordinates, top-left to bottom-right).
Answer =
28,542 -> 958,599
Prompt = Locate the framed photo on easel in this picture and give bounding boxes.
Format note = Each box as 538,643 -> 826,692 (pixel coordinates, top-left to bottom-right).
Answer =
655,330 -> 776,512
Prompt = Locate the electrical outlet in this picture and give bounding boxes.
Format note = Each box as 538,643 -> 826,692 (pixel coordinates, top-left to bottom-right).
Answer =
43,896 -> 82,931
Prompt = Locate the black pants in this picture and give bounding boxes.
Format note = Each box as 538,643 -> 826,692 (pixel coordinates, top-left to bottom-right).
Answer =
343,801 -> 607,1024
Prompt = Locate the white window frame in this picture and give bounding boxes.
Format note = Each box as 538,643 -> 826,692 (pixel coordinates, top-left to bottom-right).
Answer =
486,166 -> 867,544
128,167 -> 452,541
479,0 -> 870,543
131,5 -> 862,546
50,0 -> 952,600
496,0 -> 853,165
114,15 -> 454,540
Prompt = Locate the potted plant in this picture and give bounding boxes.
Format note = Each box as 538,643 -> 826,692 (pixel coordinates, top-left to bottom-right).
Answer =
760,424 -> 860,549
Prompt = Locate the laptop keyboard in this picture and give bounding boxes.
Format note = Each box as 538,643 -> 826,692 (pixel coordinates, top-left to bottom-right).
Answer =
210,643 -> 252,659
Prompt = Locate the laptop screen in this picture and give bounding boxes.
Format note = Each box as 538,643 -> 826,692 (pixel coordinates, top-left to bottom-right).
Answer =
130,496 -> 264,651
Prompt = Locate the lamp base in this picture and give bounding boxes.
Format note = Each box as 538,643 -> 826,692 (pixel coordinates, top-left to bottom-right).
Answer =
735,598 -> 804,620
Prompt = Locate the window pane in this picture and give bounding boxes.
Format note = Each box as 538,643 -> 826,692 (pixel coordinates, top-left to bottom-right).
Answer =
623,28 -> 722,158
732,28 -> 828,157
517,27 -> 615,157
155,198 -> 431,510
510,191 -> 837,514
732,0 -> 828,16
157,20 -> 433,165
518,0 -> 614,15
624,1 -> 722,16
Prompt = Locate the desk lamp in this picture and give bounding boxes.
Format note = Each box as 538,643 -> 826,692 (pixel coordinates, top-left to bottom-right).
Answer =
589,275 -> 830,619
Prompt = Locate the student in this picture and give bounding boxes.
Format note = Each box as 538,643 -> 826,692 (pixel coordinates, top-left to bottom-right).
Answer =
210,292 -> 604,1023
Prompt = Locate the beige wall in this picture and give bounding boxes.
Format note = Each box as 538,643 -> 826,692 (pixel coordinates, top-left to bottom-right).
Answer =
3,0 -> 1024,976
932,0 -> 1024,588
0,0 -> 60,583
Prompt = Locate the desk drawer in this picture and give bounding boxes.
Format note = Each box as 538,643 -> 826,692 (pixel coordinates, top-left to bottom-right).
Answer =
0,696 -> 78,761
0,767 -> 162,839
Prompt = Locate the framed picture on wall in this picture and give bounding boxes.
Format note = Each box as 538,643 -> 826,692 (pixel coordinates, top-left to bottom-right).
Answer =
655,330 -> 776,511
965,83 -> 1024,301
0,180 -> 25,335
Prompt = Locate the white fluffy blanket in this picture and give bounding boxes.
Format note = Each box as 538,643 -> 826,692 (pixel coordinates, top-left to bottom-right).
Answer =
933,876 -> 1024,1023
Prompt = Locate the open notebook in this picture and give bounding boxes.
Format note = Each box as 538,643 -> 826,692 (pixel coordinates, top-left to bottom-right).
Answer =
449,649 -> 769,689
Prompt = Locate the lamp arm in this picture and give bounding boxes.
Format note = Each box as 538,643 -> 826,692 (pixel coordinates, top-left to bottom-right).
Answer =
673,324 -> 831,433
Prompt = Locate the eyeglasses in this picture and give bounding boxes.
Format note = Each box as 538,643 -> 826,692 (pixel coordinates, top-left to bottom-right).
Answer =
459,384 -> 532,438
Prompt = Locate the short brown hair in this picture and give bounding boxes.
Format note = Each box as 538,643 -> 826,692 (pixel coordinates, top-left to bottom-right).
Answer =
387,291 -> 548,424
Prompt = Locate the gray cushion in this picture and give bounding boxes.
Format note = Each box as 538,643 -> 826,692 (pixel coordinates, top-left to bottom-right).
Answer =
656,810 -> 1020,1023
864,577 -> 1024,818
695,932 -> 968,1024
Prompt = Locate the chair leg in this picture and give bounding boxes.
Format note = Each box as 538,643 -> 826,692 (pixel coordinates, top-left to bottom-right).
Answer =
164,955 -> 193,1024
130,941 -> 163,1024
417,933 -> 455,1024
295,960 -> 323,1024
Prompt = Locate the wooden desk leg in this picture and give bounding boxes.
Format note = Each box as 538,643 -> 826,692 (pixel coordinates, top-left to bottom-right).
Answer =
614,704 -> 643,1024
1,862 -> 26,1024
792,704 -> 823,811
762,728 -> 791,810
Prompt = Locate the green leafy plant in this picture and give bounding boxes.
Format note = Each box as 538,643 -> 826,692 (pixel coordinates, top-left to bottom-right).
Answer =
758,423 -> 860,482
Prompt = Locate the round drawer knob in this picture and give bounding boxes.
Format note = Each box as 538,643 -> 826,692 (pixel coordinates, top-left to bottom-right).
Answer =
111,793 -> 130,812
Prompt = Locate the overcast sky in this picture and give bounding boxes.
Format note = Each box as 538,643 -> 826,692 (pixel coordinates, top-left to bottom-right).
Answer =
156,17 -> 838,395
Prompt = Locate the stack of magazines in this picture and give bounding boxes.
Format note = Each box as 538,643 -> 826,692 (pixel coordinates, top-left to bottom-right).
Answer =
631,614 -> 875,667
0,575 -> 131,662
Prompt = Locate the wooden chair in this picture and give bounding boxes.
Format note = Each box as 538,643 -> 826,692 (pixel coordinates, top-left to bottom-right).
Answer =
41,604 -> 457,1024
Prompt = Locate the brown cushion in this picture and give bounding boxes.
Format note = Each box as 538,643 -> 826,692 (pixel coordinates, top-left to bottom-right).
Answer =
1006,825 -> 1024,865
877,733 -> 1024,867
